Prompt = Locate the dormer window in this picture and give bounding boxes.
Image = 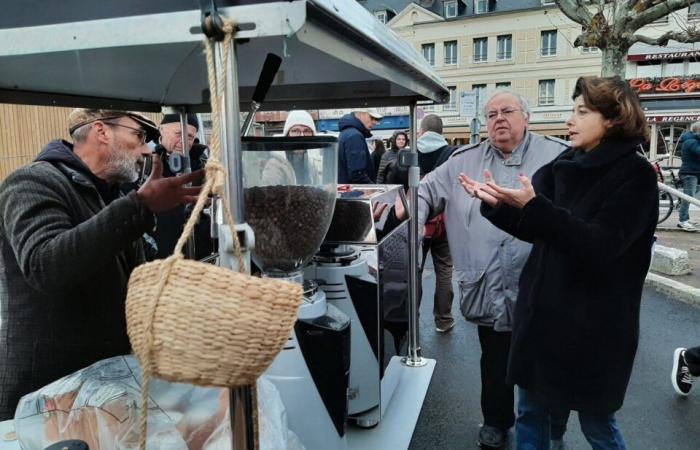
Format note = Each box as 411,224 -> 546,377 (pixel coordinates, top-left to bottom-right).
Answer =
445,0 -> 458,18
474,0 -> 489,14
374,10 -> 387,24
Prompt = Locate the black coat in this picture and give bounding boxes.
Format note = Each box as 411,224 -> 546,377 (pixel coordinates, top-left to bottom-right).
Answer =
482,139 -> 658,414
0,141 -> 153,419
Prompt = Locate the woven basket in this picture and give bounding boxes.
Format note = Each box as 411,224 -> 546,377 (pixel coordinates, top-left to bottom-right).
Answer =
126,256 -> 302,387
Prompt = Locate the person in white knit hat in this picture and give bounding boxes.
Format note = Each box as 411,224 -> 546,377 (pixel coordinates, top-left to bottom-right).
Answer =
263,111 -> 317,185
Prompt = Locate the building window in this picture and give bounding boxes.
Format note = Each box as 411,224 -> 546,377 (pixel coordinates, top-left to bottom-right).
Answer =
445,86 -> 457,110
497,35 -> 512,60
496,82 -> 511,89
444,41 -> 458,65
540,30 -> 557,56
374,10 -> 387,24
690,4 -> 700,21
473,37 -> 488,62
581,46 -> 599,53
538,79 -> 555,106
637,61 -> 662,78
664,62 -> 685,77
444,0 -> 458,18
473,84 -> 487,115
474,0 -> 490,14
422,43 -> 435,66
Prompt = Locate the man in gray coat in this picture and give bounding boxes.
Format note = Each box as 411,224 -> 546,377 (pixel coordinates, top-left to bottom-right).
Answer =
0,109 -> 202,419
400,90 -> 567,447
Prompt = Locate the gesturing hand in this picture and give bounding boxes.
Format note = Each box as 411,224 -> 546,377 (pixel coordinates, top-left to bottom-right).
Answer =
484,172 -> 535,209
137,155 -> 204,213
458,170 -> 499,207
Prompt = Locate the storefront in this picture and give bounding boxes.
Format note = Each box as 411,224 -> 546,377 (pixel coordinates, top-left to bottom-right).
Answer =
627,46 -> 700,165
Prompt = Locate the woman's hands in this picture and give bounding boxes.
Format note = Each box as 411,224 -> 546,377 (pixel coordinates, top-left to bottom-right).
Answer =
459,170 -> 535,209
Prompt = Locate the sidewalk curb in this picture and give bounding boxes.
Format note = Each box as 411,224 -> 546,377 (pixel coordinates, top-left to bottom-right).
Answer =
645,272 -> 700,307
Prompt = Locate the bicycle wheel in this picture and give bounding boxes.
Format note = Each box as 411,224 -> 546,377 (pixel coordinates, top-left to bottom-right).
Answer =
658,190 -> 674,224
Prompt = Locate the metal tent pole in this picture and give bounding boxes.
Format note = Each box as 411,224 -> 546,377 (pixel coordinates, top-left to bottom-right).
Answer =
215,38 -> 256,450
403,101 -> 426,367
178,109 -> 197,260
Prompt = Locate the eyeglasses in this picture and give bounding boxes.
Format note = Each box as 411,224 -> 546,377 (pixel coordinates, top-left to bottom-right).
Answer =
105,122 -> 147,144
486,108 -> 523,121
288,127 -> 314,137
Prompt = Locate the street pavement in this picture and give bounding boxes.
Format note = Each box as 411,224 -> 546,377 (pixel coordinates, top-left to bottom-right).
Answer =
656,206 -> 700,290
409,257 -> 700,450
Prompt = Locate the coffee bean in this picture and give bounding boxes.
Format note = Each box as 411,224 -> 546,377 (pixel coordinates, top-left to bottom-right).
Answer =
245,185 -> 336,274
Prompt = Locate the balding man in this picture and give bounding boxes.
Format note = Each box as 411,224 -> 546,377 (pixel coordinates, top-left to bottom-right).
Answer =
398,90 -> 567,448
0,109 -> 201,419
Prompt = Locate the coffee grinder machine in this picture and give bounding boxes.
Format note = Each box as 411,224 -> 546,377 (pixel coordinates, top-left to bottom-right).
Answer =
305,184 -> 410,428
239,136 -> 351,450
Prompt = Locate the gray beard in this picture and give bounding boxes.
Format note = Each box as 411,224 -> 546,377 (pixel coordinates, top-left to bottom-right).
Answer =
105,145 -> 139,183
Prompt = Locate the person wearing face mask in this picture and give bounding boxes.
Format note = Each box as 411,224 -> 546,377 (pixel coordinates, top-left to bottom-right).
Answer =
460,76 -> 658,449
394,89 -> 567,448
0,108 -> 202,419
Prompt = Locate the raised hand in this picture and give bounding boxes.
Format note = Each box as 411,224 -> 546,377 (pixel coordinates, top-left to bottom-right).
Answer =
458,172 -> 499,207
137,155 -> 204,213
485,173 -> 535,209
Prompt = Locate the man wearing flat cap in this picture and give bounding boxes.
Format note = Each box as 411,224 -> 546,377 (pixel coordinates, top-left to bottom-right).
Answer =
148,113 -> 212,259
0,108 -> 202,419
337,109 -> 383,184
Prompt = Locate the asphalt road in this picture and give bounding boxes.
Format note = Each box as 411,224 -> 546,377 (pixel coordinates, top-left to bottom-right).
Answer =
409,259 -> 700,450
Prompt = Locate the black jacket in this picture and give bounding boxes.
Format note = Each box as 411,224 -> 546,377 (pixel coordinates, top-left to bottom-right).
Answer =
337,114 -> 375,184
0,140 -> 154,419
149,143 -> 212,260
482,139 -> 658,414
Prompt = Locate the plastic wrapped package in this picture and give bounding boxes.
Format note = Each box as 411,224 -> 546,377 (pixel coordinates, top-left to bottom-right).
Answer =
14,356 -> 304,450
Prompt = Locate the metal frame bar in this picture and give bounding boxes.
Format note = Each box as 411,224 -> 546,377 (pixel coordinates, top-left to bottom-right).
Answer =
659,181 -> 700,208
403,101 -> 425,367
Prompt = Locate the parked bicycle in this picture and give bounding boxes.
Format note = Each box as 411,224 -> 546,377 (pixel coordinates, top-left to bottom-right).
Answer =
649,156 -> 683,224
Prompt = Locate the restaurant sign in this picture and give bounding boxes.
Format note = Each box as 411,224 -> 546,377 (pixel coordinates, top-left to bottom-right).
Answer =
628,51 -> 700,62
647,115 -> 700,123
629,76 -> 700,94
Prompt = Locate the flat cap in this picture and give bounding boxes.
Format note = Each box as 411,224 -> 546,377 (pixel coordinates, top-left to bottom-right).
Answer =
68,109 -> 159,143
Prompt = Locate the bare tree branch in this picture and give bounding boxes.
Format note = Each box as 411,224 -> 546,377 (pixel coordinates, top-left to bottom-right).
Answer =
554,0 -> 594,26
631,29 -> 700,46
627,0 -> 700,32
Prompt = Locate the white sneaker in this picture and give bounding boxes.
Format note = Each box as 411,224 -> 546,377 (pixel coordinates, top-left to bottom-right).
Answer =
678,221 -> 697,231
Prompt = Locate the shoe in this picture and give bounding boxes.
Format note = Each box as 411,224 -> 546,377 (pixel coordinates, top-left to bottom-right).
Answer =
672,347 -> 693,396
435,320 -> 455,333
477,425 -> 505,448
677,221 -> 697,231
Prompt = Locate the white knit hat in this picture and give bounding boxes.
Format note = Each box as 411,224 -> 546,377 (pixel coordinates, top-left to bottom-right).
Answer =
282,110 -> 317,136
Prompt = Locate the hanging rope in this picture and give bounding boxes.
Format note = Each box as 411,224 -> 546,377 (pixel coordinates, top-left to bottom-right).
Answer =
137,16 -> 248,449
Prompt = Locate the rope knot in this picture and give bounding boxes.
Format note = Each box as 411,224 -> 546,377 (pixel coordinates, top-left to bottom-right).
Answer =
206,159 -> 226,194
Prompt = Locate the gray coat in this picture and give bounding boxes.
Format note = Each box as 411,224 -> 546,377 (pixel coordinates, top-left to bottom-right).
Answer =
417,132 -> 567,331
0,143 -> 154,419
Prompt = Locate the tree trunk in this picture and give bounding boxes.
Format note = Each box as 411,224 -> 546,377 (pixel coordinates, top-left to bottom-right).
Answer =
600,45 -> 629,78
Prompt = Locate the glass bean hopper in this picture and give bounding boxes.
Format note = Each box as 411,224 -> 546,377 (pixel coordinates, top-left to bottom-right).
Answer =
241,136 -> 338,284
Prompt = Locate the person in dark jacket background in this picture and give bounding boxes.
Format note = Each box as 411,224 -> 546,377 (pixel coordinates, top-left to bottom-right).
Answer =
377,131 -> 408,186
337,109 -> 382,183
149,113 -> 212,260
676,122 -> 700,231
416,115 -> 456,333
0,109 -> 202,419
371,139 -> 386,178
460,76 -> 658,449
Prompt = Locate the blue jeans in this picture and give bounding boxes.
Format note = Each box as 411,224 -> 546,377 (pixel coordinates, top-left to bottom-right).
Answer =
516,389 -> 626,450
679,174 -> 699,222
